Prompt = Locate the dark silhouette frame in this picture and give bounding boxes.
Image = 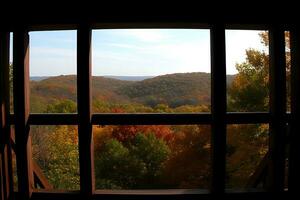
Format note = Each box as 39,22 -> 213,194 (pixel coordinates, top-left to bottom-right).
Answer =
1,21 -> 299,200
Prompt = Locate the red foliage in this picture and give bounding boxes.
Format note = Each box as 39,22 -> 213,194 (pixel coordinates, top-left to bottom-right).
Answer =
111,125 -> 174,143
111,107 -> 125,113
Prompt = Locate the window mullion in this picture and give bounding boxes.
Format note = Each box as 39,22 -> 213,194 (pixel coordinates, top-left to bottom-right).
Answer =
77,24 -> 94,197
0,31 -> 13,200
268,24 -> 286,192
289,25 -> 300,192
13,29 -> 34,199
210,24 -> 227,193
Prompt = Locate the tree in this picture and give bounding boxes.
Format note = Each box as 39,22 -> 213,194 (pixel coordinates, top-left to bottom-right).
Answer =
94,133 -> 170,189
95,139 -> 146,189
228,31 -> 291,111
161,125 -> 211,188
130,133 -> 170,188
226,124 -> 268,187
228,48 -> 269,111
226,31 -> 290,188
31,125 -> 79,189
45,99 -> 77,113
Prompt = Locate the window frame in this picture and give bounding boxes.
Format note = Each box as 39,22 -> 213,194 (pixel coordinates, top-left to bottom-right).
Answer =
1,22 -> 298,200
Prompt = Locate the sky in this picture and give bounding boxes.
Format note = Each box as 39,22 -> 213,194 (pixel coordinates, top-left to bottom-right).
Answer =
11,29 -> 267,76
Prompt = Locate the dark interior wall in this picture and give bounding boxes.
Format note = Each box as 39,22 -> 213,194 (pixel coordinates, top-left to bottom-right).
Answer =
0,1 -> 298,31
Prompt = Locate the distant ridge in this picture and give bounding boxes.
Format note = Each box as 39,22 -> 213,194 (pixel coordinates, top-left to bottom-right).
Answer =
102,76 -> 154,81
30,76 -> 154,82
30,76 -> 50,81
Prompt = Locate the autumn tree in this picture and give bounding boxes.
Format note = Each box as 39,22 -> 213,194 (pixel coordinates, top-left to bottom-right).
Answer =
45,99 -> 77,113
94,133 -> 170,189
228,48 -> 269,111
226,31 -> 290,187
31,125 -> 79,189
161,125 -> 211,188
228,31 -> 290,112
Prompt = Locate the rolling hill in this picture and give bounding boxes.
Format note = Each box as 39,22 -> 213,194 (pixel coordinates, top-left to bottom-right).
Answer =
29,73 -> 235,112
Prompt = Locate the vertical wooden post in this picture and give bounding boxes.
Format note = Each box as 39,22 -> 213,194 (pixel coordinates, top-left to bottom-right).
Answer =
13,29 -> 34,199
289,25 -> 300,193
268,25 -> 286,192
0,32 -> 13,200
77,24 -> 94,198
210,24 -> 227,193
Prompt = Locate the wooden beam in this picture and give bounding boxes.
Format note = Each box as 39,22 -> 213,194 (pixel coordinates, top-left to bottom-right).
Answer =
267,24 -> 286,192
13,29 -> 34,199
9,133 -> 52,190
0,31 -> 13,200
246,151 -> 270,188
28,189 -> 290,200
32,162 -> 53,190
210,24 -> 227,193
289,25 -> 300,193
77,24 -> 94,198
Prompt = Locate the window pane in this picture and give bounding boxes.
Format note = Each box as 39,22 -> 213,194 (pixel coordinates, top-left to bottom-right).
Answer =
92,29 -> 211,113
226,124 -> 269,189
29,31 -> 77,113
93,125 -> 211,189
31,125 -> 79,190
226,30 -> 269,112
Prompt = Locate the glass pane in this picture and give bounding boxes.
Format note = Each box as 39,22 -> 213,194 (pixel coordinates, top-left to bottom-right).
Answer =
31,125 -> 79,190
226,124 -> 269,189
93,125 -> 211,189
226,30 -> 269,112
92,29 -> 211,113
29,31 -> 77,113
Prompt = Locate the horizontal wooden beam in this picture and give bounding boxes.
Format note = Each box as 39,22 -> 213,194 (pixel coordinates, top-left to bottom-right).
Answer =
3,22 -> 294,32
26,190 -> 290,200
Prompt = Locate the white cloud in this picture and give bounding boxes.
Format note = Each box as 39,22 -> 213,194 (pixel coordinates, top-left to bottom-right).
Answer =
108,43 -> 144,50
119,29 -> 167,42
92,40 -> 211,76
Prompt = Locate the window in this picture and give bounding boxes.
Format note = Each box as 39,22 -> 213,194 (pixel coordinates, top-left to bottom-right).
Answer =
92,29 -> 211,113
0,23 -> 297,200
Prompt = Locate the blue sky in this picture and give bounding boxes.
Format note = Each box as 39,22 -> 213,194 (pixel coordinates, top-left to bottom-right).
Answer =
10,29 -> 267,76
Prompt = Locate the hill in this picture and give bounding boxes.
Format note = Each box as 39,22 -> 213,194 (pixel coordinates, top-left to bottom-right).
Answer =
29,73 -> 235,112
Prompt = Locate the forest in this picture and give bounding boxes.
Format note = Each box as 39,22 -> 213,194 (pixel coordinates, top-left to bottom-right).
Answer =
12,32 -> 290,190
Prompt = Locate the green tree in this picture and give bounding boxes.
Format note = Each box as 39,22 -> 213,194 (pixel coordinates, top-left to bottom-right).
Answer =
228,48 -> 269,111
45,99 -> 77,113
95,139 -> 146,189
94,133 -> 170,189
226,31 -> 290,188
31,126 -> 79,189
228,32 -> 291,111
130,133 -> 170,188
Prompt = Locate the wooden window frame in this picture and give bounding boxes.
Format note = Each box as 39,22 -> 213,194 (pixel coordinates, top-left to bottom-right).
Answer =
0,22 -> 298,200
